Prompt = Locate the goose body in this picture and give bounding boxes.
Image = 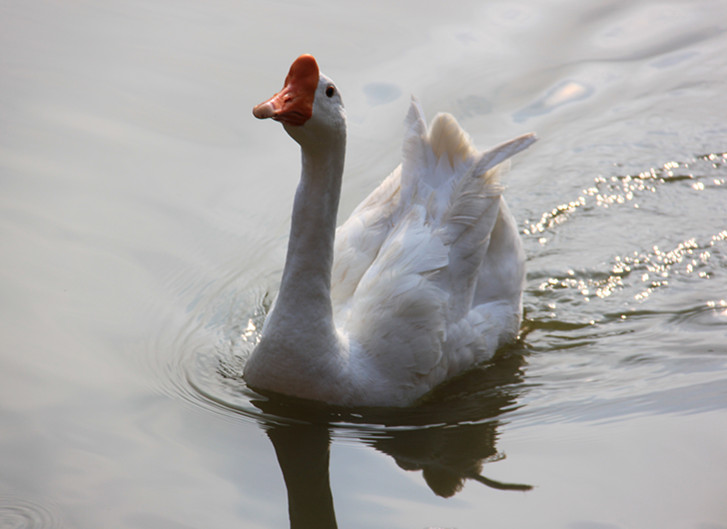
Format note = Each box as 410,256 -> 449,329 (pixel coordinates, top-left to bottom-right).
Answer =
244,55 -> 535,407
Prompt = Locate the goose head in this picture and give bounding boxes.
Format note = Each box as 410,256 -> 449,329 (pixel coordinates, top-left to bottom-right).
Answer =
253,54 -> 346,149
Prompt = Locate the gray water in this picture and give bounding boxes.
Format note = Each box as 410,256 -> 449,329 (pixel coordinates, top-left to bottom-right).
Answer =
2,1 -> 726,528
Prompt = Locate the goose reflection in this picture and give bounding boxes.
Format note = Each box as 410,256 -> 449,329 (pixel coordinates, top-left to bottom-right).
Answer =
266,424 -> 338,529
252,350 -> 531,528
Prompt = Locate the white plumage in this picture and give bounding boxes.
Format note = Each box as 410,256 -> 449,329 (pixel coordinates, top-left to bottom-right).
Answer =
244,55 -> 535,407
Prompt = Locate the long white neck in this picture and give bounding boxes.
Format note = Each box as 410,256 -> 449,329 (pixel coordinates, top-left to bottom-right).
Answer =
244,120 -> 353,402
260,133 -> 346,353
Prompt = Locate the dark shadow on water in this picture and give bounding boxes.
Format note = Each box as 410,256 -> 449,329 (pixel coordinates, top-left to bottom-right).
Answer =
266,424 -> 338,529
252,349 -> 532,529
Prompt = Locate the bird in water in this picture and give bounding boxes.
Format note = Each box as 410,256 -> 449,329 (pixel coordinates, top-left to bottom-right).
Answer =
244,54 -> 535,407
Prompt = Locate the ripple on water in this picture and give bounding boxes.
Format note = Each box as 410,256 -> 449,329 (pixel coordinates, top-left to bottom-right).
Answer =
529,228 -> 727,311
144,284 -> 271,425
186,334 -> 532,443
523,153 -> 727,243
0,497 -> 62,529
524,153 -> 727,326
511,152 -> 727,428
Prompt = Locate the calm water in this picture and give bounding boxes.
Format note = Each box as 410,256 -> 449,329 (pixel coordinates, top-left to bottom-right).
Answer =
2,1 -> 726,528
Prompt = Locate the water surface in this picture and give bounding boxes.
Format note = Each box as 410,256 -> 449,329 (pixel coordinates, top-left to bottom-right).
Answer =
1,1 -> 726,528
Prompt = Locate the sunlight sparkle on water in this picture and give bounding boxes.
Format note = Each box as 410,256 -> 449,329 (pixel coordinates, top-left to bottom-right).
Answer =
706,299 -> 727,318
523,157 -> 722,239
537,230 -> 725,304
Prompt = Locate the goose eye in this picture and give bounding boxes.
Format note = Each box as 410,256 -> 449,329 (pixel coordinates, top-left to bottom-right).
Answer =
325,85 -> 335,98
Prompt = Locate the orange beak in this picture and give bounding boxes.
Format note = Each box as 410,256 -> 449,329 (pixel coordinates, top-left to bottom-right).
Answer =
253,54 -> 320,126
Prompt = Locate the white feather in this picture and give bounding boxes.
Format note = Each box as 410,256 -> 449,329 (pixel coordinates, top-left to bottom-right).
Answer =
328,99 -> 534,404
245,66 -> 535,407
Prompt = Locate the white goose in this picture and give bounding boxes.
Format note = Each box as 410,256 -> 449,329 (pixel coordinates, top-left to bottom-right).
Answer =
244,55 -> 535,407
